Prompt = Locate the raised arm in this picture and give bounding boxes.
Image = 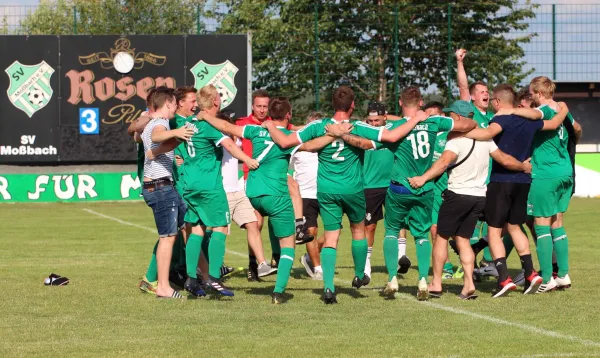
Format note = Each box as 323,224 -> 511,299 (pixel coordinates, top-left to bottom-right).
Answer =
151,124 -> 193,143
198,112 -> 244,138
465,123 -> 502,140
456,49 -> 470,101
541,102 -> 569,131
264,120 -> 302,148
129,113 -> 151,135
490,149 -> 531,173
380,111 -> 427,142
496,107 -> 542,120
324,123 -> 375,150
299,135 -> 335,152
408,150 -> 458,189
451,118 -> 478,133
221,137 -> 259,170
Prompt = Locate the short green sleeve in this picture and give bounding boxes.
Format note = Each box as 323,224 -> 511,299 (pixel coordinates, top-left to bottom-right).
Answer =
538,105 -> 555,121
297,121 -> 322,143
438,117 -> 454,132
242,125 -> 260,140
351,121 -> 383,141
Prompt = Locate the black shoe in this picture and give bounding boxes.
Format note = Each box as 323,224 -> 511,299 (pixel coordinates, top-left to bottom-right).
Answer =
272,292 -> 283,304
169,269 -> 187,288
184,277 -> 206,297
449,239 -> 460,256
205,276 -> 234,297
471,238 -> 488,258
324,288 -> 337,304
295,228 -> 315,245
247,265 -> 260,282
271,255 -> 280,269
397,255 -> 412,275
352,275 -> 371,289
220,265 -> 236,279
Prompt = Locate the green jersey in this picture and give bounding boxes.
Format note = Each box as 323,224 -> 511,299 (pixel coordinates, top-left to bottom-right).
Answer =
470,101 -> 493,128
432,130 -> 449,192
377,116 -> 454,195
297,118 -> 382,194
363,147 -> 394,189
531,104 -> 575,179
242,125 -> 299,198
180,120 -> 227,192
170,114 -> 194,180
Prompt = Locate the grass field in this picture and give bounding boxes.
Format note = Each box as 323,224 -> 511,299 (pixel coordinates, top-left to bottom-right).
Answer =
2,199 -> 600,357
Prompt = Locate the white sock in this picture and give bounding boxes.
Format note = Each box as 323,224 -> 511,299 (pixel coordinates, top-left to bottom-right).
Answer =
365,247 -> 373,276
314,265 -> 323,273
398,237 -> 407,257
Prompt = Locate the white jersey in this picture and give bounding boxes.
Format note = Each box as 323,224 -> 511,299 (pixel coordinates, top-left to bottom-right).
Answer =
445,137 -> 498,197
222,138 -> 243,193
142,118 -> 174,180
290,151 -> 318,199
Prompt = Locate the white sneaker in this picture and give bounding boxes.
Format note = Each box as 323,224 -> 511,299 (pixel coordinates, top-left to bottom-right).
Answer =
417,278 -> 429,301
300,253 -> 314,278
555,274 -> 571,289
313,270 -> 323,281
536,277 -> 557,294
384,276 -> 399,296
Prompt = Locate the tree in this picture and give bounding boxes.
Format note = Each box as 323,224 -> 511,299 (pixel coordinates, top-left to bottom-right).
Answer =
18,0 -> 206,35
214,0 -> 536,118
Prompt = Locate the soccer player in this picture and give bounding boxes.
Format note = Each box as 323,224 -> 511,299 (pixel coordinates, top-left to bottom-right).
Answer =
456,48 -> 497,274
265,86 -> 429,304
180,84 -> 259,297
140,87 -> 194,299
198,97 -> 332,304
408,100 -> 532,299
492,76 -> 582,291
464,84 -> 571,296
217,112 -> 276,279
292,112 -> 325,280
362,101 -> 409,279
348,89 -> 476,300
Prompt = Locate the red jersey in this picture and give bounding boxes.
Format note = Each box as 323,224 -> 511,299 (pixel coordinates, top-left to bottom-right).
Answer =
235,113 -> 291,179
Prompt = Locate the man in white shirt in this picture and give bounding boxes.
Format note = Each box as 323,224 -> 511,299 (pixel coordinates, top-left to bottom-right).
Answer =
291,112 -> 324,279
408,101 -> 531,300
217,112 -> 277,280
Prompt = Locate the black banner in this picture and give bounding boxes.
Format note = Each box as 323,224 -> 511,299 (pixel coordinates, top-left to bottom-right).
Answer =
0,35 -> 248,164
0,36 -> 60,163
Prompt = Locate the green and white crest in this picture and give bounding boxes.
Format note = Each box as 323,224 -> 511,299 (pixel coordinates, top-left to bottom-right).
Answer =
5,61 -> 55,118
190,60 -> 238,109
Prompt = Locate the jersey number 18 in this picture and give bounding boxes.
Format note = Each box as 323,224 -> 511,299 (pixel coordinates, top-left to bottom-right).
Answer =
407,132 -> 430,159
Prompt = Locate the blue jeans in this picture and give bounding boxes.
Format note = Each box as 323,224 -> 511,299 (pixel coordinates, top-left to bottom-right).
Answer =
142,185 -> 187,238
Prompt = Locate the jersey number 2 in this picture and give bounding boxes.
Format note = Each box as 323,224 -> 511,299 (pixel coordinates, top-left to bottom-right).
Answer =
332,139 -> 345,161
407,132 -> 430,159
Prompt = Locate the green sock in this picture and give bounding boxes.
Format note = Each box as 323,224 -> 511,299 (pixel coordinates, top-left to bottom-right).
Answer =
551,226 -> 569,277
208,231 -> 227,278
351,238 -> 368,279
535,225 -> 553,283
503,234 -> 515,258
186,234 -> 202,279
415,236 -> 432,280
321,247 -> 337,292
443,262 -> 453,272
268,220 -> 281,258
201,234 -> 210,264
145,240 -> 159,282
274,247 -> 295,294
383,233 -> 399,282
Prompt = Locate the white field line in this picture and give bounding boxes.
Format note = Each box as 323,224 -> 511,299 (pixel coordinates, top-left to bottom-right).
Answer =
83,208 -> 600,349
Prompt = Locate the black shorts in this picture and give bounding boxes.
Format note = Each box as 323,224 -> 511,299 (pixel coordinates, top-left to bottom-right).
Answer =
302,198 -> 320,228
485,182 -> 530,228
364,188 -> 387,225
437,190 -> 485,239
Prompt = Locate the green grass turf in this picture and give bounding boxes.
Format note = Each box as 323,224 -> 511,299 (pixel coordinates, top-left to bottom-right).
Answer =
1,199 -> 600,357
576,153 -> 600,173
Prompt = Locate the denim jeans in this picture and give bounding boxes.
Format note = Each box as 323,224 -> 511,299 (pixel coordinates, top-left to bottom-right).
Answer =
142,185 -> 187,237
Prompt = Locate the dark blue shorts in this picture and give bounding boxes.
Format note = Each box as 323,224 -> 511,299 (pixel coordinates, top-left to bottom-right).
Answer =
142,185 -> 186,238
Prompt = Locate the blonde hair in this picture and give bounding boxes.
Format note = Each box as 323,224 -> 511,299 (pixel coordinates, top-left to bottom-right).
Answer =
197,84 -> 219,110
530,76 -> 556,99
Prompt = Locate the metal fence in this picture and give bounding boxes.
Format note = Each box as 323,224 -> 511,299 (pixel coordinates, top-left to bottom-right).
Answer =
1,2 -> 600,116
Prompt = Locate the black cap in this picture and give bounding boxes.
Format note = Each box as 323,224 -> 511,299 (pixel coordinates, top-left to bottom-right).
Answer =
367,101 -> 386,116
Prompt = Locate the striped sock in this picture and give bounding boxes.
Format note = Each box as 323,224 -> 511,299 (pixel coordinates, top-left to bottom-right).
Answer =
274,247 -> 295,294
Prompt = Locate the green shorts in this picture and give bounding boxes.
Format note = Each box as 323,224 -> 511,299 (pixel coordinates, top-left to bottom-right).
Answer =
249,195 -> 295,238
528,176 -> 574,217
384,188 -> 433,239
317,191 -> 366,231
183,188 -> 231,227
